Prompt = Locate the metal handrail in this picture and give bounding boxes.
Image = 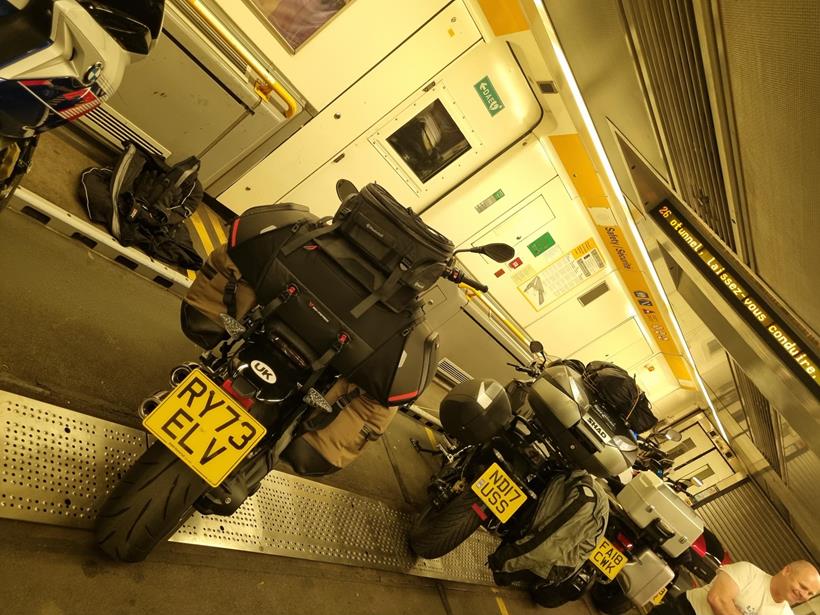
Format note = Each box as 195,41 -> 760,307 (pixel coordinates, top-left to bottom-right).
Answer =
185,0 -> 299,118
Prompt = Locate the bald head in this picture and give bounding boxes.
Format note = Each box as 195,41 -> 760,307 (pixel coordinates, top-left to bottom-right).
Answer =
771,560 -> 820,605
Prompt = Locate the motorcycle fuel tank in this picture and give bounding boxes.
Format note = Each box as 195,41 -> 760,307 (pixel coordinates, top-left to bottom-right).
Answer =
527,365 -> 633,478
616,471 -> 704,558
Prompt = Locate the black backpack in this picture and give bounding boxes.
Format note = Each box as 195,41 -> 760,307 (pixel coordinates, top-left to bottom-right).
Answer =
583,361 -> 657,433
80,141 -> 203,269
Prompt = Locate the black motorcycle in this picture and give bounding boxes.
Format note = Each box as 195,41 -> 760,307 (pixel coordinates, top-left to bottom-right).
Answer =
94,186 -> 515,562
408,353 -> 639,605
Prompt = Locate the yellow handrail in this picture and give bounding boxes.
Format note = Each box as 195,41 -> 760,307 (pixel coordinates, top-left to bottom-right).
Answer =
185,0 -> 299,118
458,283 -> 529,346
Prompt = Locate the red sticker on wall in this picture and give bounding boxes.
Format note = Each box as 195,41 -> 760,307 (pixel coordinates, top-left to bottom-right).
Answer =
508,257 -> 523,269
494,269 -> 505,278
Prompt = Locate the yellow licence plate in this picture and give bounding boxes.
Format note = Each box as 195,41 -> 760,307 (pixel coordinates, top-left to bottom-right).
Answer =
470,462 -> 527,523
652,587 -> 669,605
143,369 -> 266,487
588,537 -> 628,579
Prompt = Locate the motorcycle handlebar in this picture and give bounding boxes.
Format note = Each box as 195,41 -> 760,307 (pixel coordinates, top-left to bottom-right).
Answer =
442,266 -> 489,293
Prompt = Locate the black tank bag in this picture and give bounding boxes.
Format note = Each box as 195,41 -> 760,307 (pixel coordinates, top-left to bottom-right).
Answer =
226,185 -> 450,406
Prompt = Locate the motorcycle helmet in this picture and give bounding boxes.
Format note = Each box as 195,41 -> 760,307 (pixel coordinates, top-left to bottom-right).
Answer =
439,379 -> 511,444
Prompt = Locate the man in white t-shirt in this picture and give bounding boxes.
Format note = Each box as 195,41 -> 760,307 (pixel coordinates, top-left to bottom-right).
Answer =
653,560 -> 820,615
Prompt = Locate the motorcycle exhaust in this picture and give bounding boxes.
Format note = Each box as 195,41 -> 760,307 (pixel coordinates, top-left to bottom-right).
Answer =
138,391 -> 168,420
169,362 -> 199,387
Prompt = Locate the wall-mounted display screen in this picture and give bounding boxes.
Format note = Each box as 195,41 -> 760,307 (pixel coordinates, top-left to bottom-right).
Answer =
386,99 -> 471,183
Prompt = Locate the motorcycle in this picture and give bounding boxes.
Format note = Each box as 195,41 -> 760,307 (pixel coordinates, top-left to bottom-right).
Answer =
94,189 -> 516,562
591,428 -> 731,614
0,0 -> 164,210
408,351 -> 642,605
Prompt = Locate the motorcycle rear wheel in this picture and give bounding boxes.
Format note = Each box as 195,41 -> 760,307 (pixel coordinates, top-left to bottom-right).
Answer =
94,441 -> 209,562
408,490 -> 482,559
590,580 -> 635,615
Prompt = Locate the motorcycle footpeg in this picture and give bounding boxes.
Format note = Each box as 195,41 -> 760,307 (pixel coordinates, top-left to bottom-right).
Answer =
303,388 -> 332,413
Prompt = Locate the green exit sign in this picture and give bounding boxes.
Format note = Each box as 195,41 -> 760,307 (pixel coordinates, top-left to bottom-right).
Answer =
474,76 -> 505,117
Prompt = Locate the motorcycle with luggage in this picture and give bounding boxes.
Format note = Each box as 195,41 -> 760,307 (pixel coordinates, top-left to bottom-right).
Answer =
94,181 -> 515,562
590,427 -> 731,614
0,0 -> 164,210
408,354 -> 650,606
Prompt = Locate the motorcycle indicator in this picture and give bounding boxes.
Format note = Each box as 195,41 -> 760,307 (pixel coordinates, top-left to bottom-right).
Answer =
470,462 -> 527,523
143,369 -> 267,487
588,537 -> 627,579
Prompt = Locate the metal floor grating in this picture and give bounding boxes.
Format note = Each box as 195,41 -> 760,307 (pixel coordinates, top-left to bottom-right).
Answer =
0,391 -> 496,584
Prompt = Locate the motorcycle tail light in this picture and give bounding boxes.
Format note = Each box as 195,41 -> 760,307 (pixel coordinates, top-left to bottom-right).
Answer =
691,534 -> 708,557
616,532 -> 634,551
221,379 -> 254,409
471,502 -> 488,521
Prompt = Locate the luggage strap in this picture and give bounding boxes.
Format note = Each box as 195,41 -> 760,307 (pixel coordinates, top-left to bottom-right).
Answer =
280,218 -> 337,256
488,477 -> 597,571
223,271 -> 238,318
350,264 -> 406,319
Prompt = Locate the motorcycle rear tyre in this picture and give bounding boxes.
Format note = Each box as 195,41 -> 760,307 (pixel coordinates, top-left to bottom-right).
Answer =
94,441 -> 209,562
590,580 -> 635,615
408,490 -> 482,559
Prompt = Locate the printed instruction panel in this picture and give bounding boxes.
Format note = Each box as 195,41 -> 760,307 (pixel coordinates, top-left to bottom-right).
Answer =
514,238 -> 605,310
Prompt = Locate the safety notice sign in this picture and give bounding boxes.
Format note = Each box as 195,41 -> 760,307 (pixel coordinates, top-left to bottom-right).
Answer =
518,238 -> 605,310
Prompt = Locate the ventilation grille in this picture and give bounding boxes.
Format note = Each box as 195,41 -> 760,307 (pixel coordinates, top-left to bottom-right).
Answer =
80,106 -> 169,158
624,0 -> 736,251
729,359 -> 782,476
577,281 -> 610,306
436,358 -> 472,386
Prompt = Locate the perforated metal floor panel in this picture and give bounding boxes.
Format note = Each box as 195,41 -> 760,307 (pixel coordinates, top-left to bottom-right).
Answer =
0,391 -> 496,584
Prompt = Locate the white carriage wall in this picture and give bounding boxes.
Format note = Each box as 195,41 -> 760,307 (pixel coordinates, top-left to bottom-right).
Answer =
219,1 -> 482,211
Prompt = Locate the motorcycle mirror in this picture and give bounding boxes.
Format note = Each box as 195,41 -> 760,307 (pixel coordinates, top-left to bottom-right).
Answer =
663,429 -> 683,442
454,243 -> 515,263
480,243 -> 515,262
336,178 -> 358,201
529,341 -> 544,354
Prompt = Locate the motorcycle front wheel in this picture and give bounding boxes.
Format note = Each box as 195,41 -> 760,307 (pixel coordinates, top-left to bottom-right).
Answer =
408,490 -> 482,559
94,441 -> 209,562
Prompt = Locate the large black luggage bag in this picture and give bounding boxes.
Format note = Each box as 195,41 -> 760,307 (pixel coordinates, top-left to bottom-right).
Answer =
225,184 -> 453,405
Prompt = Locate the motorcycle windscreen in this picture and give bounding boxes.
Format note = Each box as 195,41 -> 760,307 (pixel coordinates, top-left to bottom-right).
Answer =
81,0 -> 165,54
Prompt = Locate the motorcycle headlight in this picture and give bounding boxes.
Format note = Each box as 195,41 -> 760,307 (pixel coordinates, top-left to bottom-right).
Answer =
612,435 -> 638,452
